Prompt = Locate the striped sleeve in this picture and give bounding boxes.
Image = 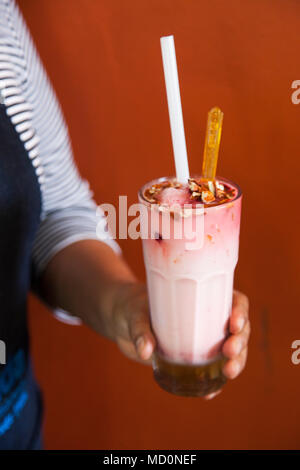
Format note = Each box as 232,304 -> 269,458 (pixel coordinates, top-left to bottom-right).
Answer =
7,1 -> 120,322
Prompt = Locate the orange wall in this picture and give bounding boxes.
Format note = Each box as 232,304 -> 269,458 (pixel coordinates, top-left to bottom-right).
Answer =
18,0 -> 300,449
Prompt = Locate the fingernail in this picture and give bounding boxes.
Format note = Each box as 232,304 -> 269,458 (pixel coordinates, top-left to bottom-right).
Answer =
230,361 -> 239,378
235,338 -> 243,355
204,390 -> 222,400
237,317 -> 245,332
143,341 -> 153,360
136,336 -> 145,355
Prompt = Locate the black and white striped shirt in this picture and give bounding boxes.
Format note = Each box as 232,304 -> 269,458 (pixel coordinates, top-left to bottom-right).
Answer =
0,0 -> 120,323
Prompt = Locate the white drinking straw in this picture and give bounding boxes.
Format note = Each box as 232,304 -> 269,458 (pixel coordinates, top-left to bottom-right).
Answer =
160,35 -> 189,182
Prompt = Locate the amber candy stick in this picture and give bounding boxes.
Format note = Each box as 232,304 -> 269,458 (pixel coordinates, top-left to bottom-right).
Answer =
201,107 -> 224,184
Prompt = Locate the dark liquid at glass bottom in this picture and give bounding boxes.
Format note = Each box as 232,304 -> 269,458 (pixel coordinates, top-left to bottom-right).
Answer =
153,353 -> 227,397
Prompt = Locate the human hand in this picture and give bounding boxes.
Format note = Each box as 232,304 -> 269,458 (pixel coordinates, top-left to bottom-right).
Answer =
112,283 -> 250,398
111,282 -> 155,364
205,290 -> 250,399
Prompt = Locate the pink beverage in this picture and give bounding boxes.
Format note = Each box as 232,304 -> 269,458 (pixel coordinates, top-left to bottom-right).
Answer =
138,176 -> 242,396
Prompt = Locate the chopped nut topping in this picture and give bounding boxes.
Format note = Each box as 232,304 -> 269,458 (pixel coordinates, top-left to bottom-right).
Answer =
208,180 -> 215,195
226,190 -> 235,199
143,181 -> 173,203
216,188 -> 225,198
201,190 -> 215,203
143,188 -> 158,203
189,180 -> 201,192
143,178 -> 236,207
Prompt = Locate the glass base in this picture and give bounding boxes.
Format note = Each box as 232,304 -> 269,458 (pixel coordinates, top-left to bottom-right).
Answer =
153,353 -> 227,397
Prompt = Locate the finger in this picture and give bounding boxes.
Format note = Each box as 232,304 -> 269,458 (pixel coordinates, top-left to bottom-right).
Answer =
223,347 -> 248,379
230,290 -> 249,334
116,337 -> 152,365
203,390 -> 222,400
222,320 -> 250,359
129,310 -> 156,361
136,335 -> 155,361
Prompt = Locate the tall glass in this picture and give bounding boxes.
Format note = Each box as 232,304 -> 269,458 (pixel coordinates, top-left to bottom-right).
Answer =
138,176 -> 242,397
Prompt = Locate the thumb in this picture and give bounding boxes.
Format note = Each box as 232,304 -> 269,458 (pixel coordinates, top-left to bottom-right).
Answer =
129,310 -> 156,362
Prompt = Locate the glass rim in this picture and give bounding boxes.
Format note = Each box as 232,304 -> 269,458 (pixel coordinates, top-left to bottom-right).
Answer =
138,175 -> 242,210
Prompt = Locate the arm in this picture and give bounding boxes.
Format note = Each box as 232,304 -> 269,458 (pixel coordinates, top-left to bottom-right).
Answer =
39,239 -> 156,362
